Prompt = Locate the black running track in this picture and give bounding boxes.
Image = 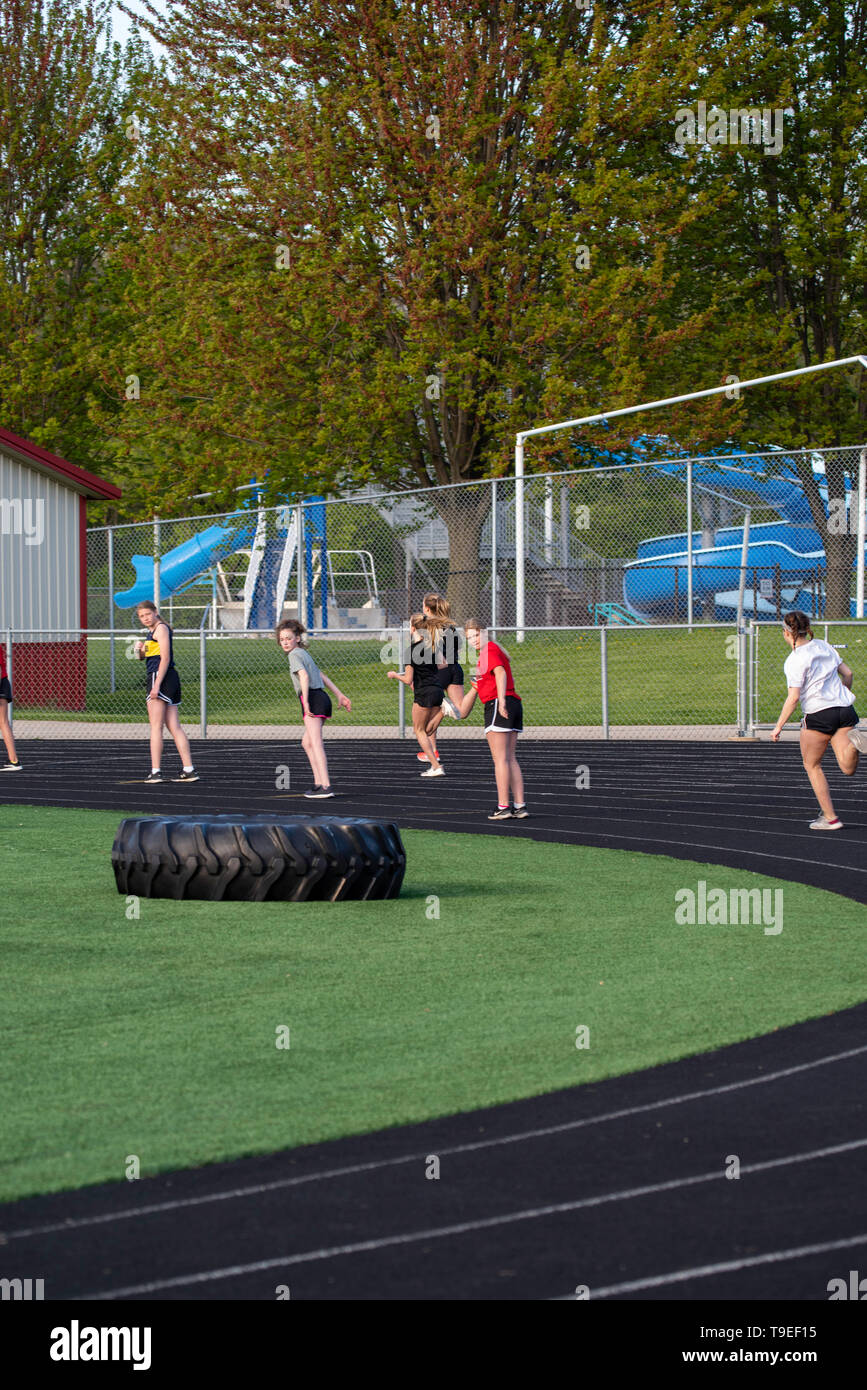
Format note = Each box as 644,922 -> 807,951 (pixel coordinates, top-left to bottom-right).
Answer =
1,737 -> 865,1303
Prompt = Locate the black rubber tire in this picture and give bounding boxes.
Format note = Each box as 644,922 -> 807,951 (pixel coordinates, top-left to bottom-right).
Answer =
111,814 -> 406,902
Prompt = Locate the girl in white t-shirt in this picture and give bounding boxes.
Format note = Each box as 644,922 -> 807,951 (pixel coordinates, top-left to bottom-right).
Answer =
772,610 -> 867,830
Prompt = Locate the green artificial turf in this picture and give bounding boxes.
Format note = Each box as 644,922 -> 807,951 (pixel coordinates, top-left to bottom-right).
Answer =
0,803 -> 864,1202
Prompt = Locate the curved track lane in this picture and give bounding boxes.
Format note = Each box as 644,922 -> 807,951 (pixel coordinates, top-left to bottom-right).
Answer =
0,736 -> 864,1300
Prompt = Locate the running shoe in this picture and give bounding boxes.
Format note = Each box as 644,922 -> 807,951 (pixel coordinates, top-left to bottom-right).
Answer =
1,761 -> 22,771
416,749 -> 441,763
442,695 -> 460,719
848,724 -> 867,754
420,765 -> 445,778
487,807 -> 512,820
809,814 -> 843,830
306,785 -> 334,798
511,805 -> 530,819
144,771 -> 163,783
173,768 -> 199,782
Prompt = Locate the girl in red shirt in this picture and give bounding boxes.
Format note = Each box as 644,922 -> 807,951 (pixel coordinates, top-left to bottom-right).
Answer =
459,622 -> 527,820
0,642 -> 21,770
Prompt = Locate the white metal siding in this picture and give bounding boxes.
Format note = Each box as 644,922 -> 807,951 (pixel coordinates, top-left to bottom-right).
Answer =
0,450 -> 80,635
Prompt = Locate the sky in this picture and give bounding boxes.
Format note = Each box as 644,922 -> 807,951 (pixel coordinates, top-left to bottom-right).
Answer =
109,2 -> 166,54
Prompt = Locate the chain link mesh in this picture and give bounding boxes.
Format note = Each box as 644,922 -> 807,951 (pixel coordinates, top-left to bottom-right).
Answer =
7,445 -> 865,737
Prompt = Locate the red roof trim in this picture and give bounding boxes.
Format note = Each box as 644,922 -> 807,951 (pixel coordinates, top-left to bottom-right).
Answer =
0,425 -> 122,500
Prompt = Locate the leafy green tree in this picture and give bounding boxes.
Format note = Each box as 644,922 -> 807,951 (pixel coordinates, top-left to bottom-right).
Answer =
658,0 -> 867,615
0,0 -> 154,487
104,0 -> 750,613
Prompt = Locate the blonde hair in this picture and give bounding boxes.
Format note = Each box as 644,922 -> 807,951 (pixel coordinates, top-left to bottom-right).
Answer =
423,592 -> 452,621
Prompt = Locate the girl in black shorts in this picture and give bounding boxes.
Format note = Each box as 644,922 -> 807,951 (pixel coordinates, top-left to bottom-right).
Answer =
276,619 -> 352,798
459,620 -> 527,820
0,641 -> 21,771
416,593 -> 464,764
772,610 -> 867,830
135,601 -> 198,783
387,614 -> 445,777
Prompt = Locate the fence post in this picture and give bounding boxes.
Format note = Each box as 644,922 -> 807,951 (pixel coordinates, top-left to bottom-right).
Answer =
600,622 -> 609,739
199,628 -> 207,740
749,620 -> 759,736
515,435 -> 525,642
398,624 -> 406,738
686,459 -> 694,631
153,515 -> 161,608
490,477 -> 498,635
296,504 -> 305,627
737,625 -> 748,735
857,447 -> 866,619
4,628 -> 12,732
736,507 -> 750,629
108,527 -> 116,693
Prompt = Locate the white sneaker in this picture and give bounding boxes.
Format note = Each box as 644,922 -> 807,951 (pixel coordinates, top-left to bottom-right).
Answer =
848,724 -> 867,754
809,814 -> 843,830
1,761 -> 22,771
420,764 -> 445,777
441,695 -> 460,719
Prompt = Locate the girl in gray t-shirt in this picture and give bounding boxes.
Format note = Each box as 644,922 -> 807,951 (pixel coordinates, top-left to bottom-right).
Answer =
276,620 -> 351,798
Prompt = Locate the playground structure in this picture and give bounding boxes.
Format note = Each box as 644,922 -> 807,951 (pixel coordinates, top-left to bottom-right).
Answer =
513,355 -> 867,635
619,457 -> 858,623
113,495 -> 385,631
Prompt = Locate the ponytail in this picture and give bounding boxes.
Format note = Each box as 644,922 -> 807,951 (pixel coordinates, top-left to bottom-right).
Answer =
784,610 -> 813,642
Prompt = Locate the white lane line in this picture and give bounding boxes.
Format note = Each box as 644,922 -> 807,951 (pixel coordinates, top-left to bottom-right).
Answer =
350,814 -> 865,876
82,1136 -> 867,1299
552,1232 -> 867,1299
7,1042 -> 866,1242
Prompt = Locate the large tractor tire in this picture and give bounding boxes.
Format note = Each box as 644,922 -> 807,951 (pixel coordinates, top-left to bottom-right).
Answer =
111,814 -> 406,903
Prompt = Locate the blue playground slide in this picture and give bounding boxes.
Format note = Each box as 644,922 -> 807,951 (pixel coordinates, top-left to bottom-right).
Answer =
247,535 -> 291,630
113,519 -> 253,609
114,495 -> 330,627
620,459 -> 862,621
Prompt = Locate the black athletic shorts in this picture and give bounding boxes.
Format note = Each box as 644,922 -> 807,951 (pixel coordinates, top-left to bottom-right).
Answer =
803,704 -> 857,736
0,677 -> 11,703
484,694 -> 523,733
299,688 -> 332,719
147,668 -> 181,705
414,684 -> 444,710
435,662 -> 464,690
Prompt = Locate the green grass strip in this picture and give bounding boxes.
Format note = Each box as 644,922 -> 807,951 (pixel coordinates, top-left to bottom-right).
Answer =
0,804 -> 863,1202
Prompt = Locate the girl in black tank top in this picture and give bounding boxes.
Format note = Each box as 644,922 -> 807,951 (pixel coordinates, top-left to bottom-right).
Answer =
135,602 -> 198,783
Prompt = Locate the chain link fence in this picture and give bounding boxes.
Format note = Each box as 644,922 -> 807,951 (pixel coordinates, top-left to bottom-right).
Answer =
86,445 -> 866,634
7,443 -> 864,739
2,620 -> 743,739
8,617 -> 867,739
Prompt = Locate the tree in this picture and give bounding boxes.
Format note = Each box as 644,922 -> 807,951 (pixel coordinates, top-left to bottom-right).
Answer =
0,1 -> 154,481
656,0 -> 867,616
104,0 -> 747,614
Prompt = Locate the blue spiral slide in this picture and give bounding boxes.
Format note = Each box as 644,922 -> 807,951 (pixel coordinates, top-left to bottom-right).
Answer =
622,463 -> 862,621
